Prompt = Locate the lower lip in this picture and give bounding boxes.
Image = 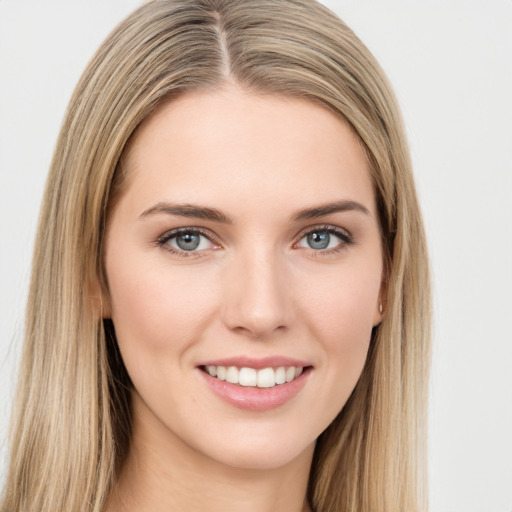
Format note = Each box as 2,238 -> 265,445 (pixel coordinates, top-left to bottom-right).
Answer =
198,368 -> 311,411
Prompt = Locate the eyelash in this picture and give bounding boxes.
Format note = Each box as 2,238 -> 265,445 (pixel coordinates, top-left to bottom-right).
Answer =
295,224 -> 354,255
156,224 -> 354,258
156,227 -> 218,258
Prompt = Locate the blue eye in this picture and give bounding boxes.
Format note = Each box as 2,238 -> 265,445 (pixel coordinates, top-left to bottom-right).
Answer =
306,231 -> 331,250
159,229 -> 215,253
297,227 -> 352,252
174,232 -> 201,251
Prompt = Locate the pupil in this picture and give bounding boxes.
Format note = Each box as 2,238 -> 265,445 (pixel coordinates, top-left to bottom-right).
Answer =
176,233 -> 200,251
307,231 -> 330,250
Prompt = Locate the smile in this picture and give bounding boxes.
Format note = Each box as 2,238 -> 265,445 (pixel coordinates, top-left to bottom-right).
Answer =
197,357 -> 312,410
202,365 -> 304,388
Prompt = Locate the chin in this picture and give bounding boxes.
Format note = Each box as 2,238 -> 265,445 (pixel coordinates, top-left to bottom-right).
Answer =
182,421 -> 318,471
205,439 -> 315,471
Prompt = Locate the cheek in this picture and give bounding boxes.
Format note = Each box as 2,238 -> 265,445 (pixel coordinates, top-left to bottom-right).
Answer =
299,262 -> 381,341
105,249 -> 217,361
297,261 -> 381,389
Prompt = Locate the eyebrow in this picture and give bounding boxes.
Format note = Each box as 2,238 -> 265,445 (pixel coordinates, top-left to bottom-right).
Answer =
139,199 -> 370,224
291,200 -> 370,221
140,202 -> 233,223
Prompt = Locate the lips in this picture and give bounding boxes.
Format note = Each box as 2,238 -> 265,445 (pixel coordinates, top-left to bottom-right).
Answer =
197,357 -> 312,411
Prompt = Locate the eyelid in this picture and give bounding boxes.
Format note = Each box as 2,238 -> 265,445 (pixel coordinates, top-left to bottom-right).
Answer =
295,224 -> 353,242
293,224 -> 354,252
156,227 -> 221,257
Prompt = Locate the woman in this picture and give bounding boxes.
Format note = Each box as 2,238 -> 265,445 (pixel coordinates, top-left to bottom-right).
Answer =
1,1 -> 431,511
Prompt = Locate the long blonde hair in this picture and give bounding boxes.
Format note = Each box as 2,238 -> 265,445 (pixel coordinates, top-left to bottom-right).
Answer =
1,1 -> 431,511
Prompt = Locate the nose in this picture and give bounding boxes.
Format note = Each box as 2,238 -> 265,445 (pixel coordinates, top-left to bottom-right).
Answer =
221,247 -> 294,339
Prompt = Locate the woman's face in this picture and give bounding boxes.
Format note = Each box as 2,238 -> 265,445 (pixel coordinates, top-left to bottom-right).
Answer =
104,86 -> 384,470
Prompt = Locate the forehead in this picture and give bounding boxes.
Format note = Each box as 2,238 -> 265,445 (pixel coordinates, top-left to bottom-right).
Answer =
120,86 -> 375,216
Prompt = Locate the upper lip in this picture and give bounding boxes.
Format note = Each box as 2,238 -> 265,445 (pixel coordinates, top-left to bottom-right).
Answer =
197,356 -> 312,370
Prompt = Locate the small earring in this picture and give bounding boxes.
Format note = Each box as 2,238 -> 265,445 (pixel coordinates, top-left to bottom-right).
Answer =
379,303 -> 383,314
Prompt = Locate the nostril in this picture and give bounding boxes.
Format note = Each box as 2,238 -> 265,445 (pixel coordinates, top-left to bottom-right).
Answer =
232,323 -> 287,338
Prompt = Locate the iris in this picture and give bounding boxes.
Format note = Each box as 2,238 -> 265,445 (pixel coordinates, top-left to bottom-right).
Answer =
307,231 -> 331,250
176,232 -> 201,251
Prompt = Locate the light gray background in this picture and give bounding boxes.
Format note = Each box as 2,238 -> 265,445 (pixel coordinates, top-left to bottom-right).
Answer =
1,1 -> 511,511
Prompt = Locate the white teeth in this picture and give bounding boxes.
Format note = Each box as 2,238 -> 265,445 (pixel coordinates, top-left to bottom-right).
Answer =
226,366 -> 239,384
257,367 -> 275,388
285,367 -> 296,382
205,365 -> 305,388
239,367 -> 257,387
275,366 -> 286,385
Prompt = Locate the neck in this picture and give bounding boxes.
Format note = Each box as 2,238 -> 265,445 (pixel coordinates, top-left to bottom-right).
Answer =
106,393 -> 315,512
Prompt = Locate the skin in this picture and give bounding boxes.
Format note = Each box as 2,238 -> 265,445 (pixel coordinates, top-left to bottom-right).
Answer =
103,84 -> 384,512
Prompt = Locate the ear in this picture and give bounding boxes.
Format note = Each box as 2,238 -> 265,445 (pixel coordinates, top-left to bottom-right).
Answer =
372,296 -> 385,326
372,275 -> 388,327
87,276 -> 112,319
